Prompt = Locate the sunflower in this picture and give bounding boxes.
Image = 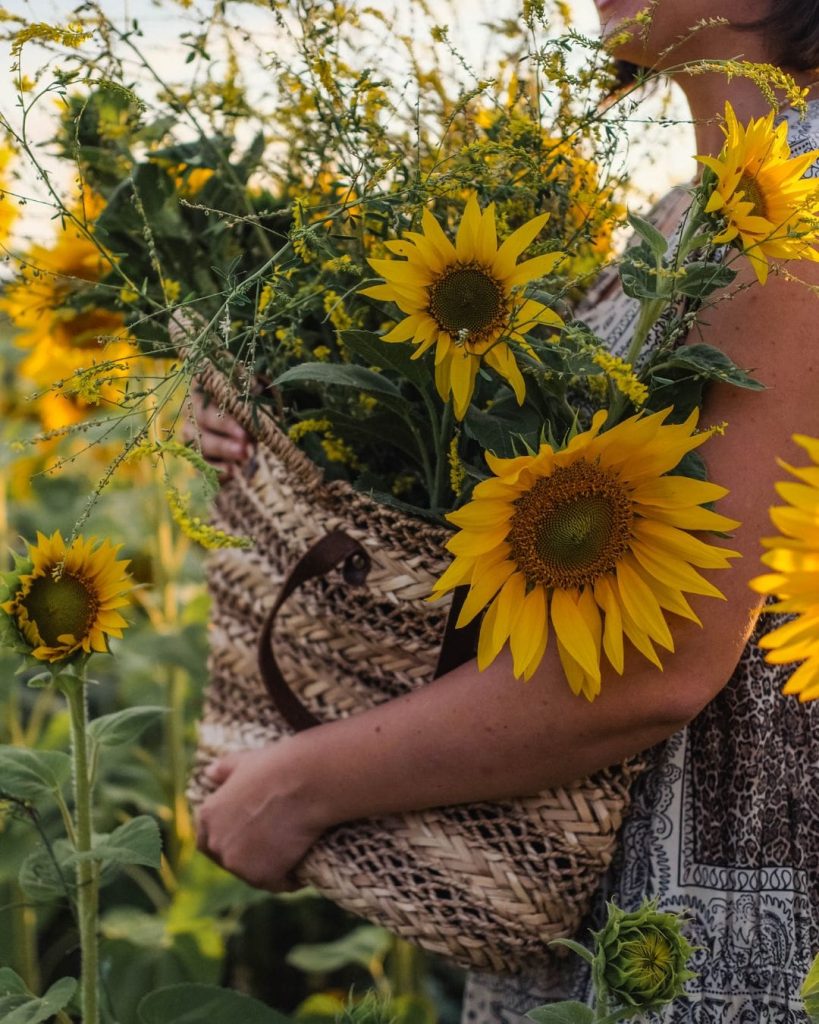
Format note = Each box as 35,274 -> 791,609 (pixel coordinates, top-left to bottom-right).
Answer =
361,195 -> 565,419
749,434 -> 819,701
698,101 -> 819,284
1,531 -> 133,663
432,408 -> 740,699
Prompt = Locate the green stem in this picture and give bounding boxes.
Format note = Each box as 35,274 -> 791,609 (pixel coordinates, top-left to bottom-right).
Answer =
432,400 -> 455,512
675,191 -> 707,267
66,676 -> 99,1024
417,384 -> 444,509
607,187 -> 712,428
387,937 -> 425,999
9,883 -> 40,994
607,287 -> 665,427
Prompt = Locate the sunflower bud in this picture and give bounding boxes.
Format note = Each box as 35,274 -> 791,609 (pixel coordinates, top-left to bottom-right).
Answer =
591,900 -> 696,1013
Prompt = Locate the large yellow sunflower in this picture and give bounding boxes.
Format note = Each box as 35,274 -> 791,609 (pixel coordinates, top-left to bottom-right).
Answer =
432,408 -> 740,699
750,434 -> 819,701
361,195 -> 565,419
698,101 -> 819,284
1,531 -> 133,663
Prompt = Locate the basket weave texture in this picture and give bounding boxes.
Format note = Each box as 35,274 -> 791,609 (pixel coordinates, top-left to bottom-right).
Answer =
185,355 -> 646,974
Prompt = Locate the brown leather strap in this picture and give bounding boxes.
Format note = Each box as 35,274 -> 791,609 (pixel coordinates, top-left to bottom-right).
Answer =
257,530 -> 479,733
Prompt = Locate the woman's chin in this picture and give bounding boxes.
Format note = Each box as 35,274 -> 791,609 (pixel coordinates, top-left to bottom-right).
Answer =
594,0 -> 653,51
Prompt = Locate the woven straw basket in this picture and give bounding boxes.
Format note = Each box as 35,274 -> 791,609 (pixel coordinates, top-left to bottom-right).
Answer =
184,348 -> 645,974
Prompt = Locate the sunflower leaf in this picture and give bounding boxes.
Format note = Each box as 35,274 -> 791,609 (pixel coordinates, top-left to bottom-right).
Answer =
0,969 -> 77,1024
549,938 -> 595,964
274,363 -> 417,426
0,747 -> 72,803
18,840 -> 76,902
286,925 -> 393,973
137,983 -> 292,1024
675,260 -> 736,298
340,329 -> 427,388
627,213 -> 668,258
660,343 -> 764,390
619,242 -> 666,300
89,706 -> 168,748
76,816 -> 163,870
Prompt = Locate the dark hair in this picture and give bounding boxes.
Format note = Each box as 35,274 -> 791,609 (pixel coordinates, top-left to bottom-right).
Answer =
739,0 -> 819,72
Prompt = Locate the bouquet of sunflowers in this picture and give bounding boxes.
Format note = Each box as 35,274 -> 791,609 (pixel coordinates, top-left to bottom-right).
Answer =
3,0 -> 819,707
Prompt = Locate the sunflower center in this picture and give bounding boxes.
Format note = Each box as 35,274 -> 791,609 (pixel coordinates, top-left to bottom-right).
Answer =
21,573 -> 97,647
737,172 -> 768,219
507,460 -> 633,590
428,263 -> 506,343
619,931 -> 674,990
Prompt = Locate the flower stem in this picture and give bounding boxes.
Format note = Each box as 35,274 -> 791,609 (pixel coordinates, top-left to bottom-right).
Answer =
65,676 -> 100,1024
388,936 -> 425,998
9,884 -> 40,994
432,400 -> 455,512
606,291 -> 664,426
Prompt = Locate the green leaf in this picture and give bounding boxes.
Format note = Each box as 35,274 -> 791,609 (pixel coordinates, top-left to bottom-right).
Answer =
627,212 -> 668,258
79,816 -> 162,869
274,362 -> 415,424
275,362 -> 402,398
138,984 -> 292,1024
287,925 -> 393,973
18,840 -> 75,903
526,1002 -> 595,1024
463,403 -> 541,459
0,747 -> 71,802
101,912 -> 223,1024
802,951 -> 819,1021
0,968 -> 27,997
548,938 -> 595,964
676,260 -> 736,298
661,344 -> 764,390
619,243 -> 665,300
340,329 -> 428,388
675,449 -> 708,482
89,706 -> 168,748
0,969 -> 76,1024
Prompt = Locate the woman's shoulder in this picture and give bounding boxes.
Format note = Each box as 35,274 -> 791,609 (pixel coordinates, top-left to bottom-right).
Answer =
779,98 -> 819,177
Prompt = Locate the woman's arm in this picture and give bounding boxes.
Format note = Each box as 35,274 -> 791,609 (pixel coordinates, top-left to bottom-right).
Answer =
197,263 -> 819,890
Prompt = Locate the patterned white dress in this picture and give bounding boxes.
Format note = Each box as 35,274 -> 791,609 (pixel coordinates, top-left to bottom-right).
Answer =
461,100 -> 819,1024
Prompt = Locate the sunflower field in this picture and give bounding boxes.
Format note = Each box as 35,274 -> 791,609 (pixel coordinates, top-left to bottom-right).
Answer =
2,1 -> 819,1022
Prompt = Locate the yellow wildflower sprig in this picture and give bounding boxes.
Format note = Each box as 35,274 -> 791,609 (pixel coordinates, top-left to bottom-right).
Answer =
10,20 -> 91,59
592,351 -> 649,407
164,486 -> 252,550
129,439 -> 250,549
686,60 -> 809,115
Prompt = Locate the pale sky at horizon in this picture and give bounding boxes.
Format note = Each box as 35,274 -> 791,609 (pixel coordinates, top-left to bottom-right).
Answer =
1,0 -> 695,247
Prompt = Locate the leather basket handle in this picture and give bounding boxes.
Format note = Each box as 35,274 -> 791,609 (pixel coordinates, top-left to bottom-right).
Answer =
257,531 -> 478,732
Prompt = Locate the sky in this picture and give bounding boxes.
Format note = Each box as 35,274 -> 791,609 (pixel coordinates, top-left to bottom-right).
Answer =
1,0 -> 695,244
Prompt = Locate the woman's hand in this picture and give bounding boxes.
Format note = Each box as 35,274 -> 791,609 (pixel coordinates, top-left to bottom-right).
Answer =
183,387 -> 253,479
196,742 -> 326,892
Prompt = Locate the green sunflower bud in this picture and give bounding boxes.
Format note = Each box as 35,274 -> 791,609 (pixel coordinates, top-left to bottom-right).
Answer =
591,899 -> 696,1013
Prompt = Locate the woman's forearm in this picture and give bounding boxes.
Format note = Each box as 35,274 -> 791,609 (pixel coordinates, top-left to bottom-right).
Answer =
286,596 -> 756,832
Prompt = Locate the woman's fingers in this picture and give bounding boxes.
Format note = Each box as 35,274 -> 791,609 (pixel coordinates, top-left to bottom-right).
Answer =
196,401 -> 248,441
184,387 -> 253,470
201,433 -> 249,463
